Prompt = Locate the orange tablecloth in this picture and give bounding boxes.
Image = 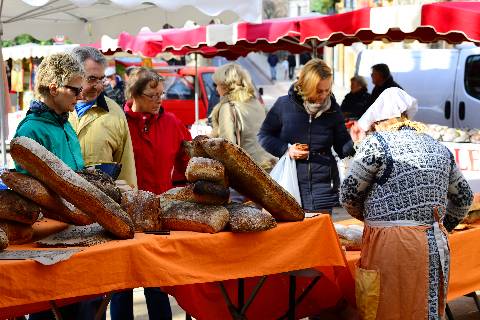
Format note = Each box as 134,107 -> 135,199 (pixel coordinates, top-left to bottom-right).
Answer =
0,214 -> 354,318
342,220 -> 480,301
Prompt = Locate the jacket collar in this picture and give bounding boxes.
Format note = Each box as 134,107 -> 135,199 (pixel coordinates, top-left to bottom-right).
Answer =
124,100 -> 164,121
95,93 -> 109,112
287,84 -> 338,115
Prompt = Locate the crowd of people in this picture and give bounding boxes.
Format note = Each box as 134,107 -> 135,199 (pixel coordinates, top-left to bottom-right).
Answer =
12,48 -> 474,320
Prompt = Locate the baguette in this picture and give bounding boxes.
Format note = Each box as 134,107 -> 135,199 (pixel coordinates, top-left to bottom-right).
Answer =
186,157 -> 227,185
10,137 -> 134,239
200,138 -> 304,221
0,227 -> 7,250
0,220 -> 34,244
121,190 -> 162,231
1,171 -> 93,225
159,197 -> 229,233
225,203 -> 276,232
0,189 -> 41,225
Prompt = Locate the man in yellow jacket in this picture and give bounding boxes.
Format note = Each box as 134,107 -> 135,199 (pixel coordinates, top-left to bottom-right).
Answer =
69,46 -> 137,188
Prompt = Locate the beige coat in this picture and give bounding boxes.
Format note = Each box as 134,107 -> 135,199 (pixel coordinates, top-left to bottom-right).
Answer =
210,98 -> 277,171
69,96 -> 137,187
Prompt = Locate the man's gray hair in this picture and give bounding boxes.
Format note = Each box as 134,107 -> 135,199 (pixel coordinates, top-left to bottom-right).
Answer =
71,46 -> 107,67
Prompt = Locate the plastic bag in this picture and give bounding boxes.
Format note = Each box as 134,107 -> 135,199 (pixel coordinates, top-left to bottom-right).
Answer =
270,151 -> 302,205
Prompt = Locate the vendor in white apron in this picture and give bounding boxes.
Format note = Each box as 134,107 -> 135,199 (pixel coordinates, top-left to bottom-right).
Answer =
340,88 -> 473,320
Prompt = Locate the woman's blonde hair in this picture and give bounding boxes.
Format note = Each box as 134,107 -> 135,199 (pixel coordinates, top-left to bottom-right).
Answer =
125,67 -> 164,100
212,63 -> 255,103
35,53 -> 85,98
295,58 -> 332,100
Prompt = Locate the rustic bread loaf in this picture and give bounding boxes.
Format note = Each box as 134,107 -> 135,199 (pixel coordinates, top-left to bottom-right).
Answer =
0,227 -> 8,250
225,203 -> 276,232
36,223 -> 113,247
77,169 -> 122,204
0,220 -> 34,244
183,135 -> 210,158
0,189 -> 41,225
121,190 -> 162,231
10,137 -> 134,239
162,182 -> 229,205
1,171 -> 93,226
186,157 -> 227,185
200,137 -> 304,221
159,197 -> 229,233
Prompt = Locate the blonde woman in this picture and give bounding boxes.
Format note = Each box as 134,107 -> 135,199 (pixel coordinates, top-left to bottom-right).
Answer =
340,88 -> 473,319
210,63 -> 277,171
258,58 -> 354,212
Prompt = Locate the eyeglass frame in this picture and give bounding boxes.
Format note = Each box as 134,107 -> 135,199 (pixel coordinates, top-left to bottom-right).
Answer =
86,75 -> 106,84
142,92 -> 166,100
63,85 -> 83,96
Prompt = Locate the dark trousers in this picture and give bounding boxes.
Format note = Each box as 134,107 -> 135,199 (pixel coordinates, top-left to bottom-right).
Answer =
288,66 -> 295,80
28,304 -> 79,320
110,288 -> 172,320
28,298 -> 107,320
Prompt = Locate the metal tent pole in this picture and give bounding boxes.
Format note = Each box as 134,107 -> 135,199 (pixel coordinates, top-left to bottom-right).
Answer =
0,0 -> 8,168
194,52 -> 199,123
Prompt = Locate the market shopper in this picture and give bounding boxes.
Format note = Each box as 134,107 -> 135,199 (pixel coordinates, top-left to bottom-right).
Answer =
13,53 -> 85,319
368,63 -> 402,106
258,58 -> 354,212
70,46 -> 137,188
340,75 -> 371,120
210,63 -> 277,172
103,66 -> 126,107
109,67 -> 191,320
340,87 -> 473,319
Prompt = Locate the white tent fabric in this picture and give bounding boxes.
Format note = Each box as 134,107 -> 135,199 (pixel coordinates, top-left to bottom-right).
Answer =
2,0 -> 262,43
2,43 -> 79,61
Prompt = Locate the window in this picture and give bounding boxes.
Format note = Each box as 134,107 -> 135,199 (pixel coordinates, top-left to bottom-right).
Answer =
465,55 -> 480,100
165,77 -> 194,100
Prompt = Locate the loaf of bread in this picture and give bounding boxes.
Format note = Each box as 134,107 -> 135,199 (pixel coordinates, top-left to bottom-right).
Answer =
0,227 -> 8,250
162,181 -> 229,205
183,135 -> 210,158
159,197 -> 229,233
77,169 -> 122,204
0,189 -> 41,225
1,171 -> 93,226
36,223 -> 113,247
121,190 -> 162,231
200,138 -> 304,221
463,210 -> 480,224
0,220 -> 34,244
186,157 -> 227,185
10,137 -> 134,239
226,203 -> 276,232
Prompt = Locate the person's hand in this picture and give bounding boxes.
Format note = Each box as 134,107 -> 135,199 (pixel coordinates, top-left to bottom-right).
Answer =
349,121 -> 366,142
288,144 -> 309,160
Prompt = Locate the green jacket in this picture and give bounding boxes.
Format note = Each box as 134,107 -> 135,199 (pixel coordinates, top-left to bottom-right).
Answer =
14,110 -> 85,174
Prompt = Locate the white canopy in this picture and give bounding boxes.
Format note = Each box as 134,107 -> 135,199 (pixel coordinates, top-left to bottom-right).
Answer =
2,43 -> 79,61
2,0 -> 263,43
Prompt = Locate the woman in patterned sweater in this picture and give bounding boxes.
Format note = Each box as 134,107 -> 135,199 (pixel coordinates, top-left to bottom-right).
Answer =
341,88 -> 473,320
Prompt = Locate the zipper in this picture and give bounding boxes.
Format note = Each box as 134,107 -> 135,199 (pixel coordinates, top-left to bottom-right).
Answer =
308,114 -> 313,209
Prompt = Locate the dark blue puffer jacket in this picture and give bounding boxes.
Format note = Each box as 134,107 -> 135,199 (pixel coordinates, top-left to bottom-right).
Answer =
258,85 -> 355,210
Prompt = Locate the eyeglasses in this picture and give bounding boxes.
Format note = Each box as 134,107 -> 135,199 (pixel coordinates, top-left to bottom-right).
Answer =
142,92 -> 165,100
86,75 -> 106,84
64,85 -> 83,97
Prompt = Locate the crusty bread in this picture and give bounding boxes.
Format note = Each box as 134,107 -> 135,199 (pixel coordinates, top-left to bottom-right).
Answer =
0,220 -> 34,244
296,143 -> 309,151
159,197 -> 229,233
0,227 -> 8,250
186,157 -> 227,185
162,182 -> 229,205
200,138 -> 304,221
36,223 -> 113,247
121,190 -> 162,231
10,137 -> 134,239
77,169 -> 122,204
225,203 -> 276,232
1,171 -> 93,226
0,189 -> 41,225
183,135 -> 210,158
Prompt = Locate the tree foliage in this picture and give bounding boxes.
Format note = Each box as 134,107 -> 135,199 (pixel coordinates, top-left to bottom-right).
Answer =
2,34 -> 56,47
311,0 -> 335,14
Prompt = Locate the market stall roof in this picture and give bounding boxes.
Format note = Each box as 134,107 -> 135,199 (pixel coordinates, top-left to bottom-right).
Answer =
1,0 -> 263,43
2,43 -> 79,61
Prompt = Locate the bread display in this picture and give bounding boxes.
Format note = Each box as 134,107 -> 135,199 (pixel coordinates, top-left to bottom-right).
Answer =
0,189 -> 41,225
334,223 -> 363,251
10,137 -> 134,239
163,182 -> 229,205
183,135 -> 210,158
1,171 -> 93,226
36,223 -> 113,247
0,227 -> 8,250
186,157 -> 227,185
159,197 -> 229,233
121,190 -> 162,231
0,220 -> 34,244
200,138 -> 304,221
77,169 -> 122,204
226,203 -> 276,232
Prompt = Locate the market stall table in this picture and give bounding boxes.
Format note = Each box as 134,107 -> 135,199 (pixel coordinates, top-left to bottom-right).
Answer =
0,214 -> 354,318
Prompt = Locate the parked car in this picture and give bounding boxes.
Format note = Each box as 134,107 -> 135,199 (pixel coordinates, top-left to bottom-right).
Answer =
157,66 -> 264,127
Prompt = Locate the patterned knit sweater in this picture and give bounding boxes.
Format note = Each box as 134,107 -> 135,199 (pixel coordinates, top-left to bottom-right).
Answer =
340,128 -> 473,231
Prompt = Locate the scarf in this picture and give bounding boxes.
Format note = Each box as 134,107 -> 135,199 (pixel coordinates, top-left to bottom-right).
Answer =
75,100 -> 96,118
28,100 -> 69,124
303,96 -> 331,118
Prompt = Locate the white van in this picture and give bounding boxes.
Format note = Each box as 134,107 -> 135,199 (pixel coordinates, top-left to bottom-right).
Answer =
356,45 -> 480,129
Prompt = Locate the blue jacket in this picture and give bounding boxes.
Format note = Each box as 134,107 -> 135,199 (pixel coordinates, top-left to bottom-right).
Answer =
258,85 -> 355,210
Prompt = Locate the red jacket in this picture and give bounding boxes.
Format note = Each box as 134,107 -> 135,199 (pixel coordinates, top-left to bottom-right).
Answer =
124,102 -> 191,195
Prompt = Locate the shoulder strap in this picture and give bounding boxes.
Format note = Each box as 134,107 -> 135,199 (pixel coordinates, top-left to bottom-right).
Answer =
229,102 -> 241,146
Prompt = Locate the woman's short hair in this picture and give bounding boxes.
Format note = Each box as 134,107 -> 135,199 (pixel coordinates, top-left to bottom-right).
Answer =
295,58 -> 332,100
351,75 -> 368,89
212,63 -> 255,102
35,53 -> 85,98
125,67 -> 164,100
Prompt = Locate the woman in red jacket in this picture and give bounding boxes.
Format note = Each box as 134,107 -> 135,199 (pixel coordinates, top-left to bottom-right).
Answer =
110,67 -> 191,320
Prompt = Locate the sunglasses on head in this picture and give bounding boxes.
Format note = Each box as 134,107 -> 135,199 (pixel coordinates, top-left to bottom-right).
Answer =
64,85 -> 83,96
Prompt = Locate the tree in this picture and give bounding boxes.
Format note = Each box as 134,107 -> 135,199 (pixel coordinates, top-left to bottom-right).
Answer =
263,0 -> 288,19
311,0 -> 336,14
